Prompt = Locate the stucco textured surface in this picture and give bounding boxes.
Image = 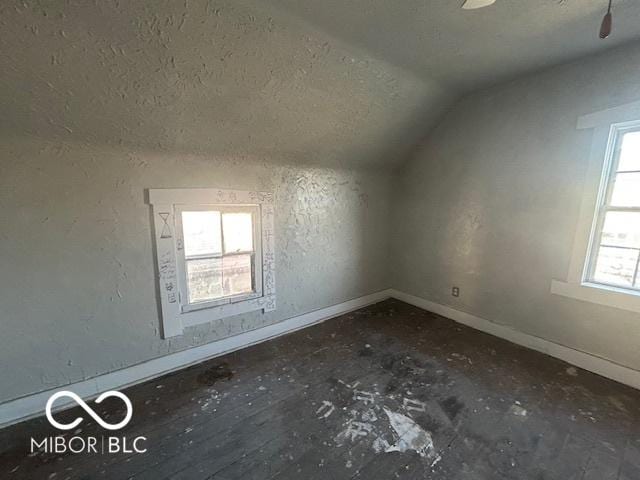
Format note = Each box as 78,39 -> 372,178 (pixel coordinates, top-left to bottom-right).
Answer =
3,0 -> 640,404
392,41 -> 640,374
0,0 -> 404,402
0,0 -> 450,169
267,0 -> 640,91
0,137 -> 391,402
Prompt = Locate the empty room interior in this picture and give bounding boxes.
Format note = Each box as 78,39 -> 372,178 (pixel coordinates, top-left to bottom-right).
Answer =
4,0 -> 640,478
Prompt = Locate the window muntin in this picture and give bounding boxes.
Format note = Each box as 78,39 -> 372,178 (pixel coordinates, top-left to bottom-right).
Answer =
587,127 -> 640,290
175,204 -> 262,311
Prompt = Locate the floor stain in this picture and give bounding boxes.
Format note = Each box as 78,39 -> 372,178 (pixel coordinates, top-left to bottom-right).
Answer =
196,362 -> 233,386
439,396 -> 464,421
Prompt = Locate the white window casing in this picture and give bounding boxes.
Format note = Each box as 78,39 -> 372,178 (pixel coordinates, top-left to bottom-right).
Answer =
148,188 -> 276,338
551,100 -> 640,313
583,123 -> 640,290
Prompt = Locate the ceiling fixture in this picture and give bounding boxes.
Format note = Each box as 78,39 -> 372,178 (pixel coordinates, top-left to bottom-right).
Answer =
462,0 -> 613,40
461,0 -> 496,9
599,0 -> 613,39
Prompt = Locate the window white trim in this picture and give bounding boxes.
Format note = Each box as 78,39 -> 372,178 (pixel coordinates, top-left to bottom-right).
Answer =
552,101 -> 640,313
148,188 -> 276,338
551,280 -> 640,313
583,122 -> 640,290
576,99 -> 640,130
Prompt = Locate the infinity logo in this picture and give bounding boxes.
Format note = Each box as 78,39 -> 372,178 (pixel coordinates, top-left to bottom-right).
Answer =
45,391 -> 133,431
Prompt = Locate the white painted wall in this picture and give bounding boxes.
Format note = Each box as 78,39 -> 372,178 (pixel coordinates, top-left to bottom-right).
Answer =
393,40 -> 640,373
4,0 -> 640,408
0,0 -> 438,404
0,137 -> 392,403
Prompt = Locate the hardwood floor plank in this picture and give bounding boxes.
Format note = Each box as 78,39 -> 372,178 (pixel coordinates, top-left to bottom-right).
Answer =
1,300 -> 638,480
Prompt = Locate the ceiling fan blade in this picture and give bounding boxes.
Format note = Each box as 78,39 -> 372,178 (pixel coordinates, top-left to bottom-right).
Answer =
462,0 -> 497,9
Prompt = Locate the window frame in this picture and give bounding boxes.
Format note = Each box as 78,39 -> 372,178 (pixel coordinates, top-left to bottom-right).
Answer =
551,100 -> 640,313
584,123 -> 640,291
148,188 -> 276,338
175,204 -> 263,312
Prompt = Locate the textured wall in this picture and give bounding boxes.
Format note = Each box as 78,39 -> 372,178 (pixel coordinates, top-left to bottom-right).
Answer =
0,137 -> 391,402
5,0 -> 640,404
392,40 -> 640,372
0,0 -> 424,403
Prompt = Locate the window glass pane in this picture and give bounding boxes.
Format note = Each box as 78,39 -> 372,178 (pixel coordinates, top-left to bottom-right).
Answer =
592,246 -> 639,288
609,172 -> 640,208
600,211 -> 640,249
617,131 -> 640,172
223,212 -> 253,253
222,254 -> 253,296
182,211 -> 221,257
186,258 -> 223,303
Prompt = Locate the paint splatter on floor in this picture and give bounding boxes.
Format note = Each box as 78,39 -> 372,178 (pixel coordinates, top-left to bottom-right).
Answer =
383,408 -> 437,460
331,376 -> 441,470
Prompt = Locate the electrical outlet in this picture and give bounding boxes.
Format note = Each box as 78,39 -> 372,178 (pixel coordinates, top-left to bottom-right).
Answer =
452,286 -> 460,297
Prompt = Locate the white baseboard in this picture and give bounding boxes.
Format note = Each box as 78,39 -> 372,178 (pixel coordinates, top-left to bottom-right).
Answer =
389,289 -> 640,391
0,289 -> 393,428
4,288 -> 639,429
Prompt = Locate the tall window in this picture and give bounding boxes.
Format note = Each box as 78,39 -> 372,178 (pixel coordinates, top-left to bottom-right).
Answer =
587,125 -> 640,290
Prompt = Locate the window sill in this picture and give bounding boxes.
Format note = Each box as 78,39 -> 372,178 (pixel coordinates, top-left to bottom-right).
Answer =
551,280 -> 640,314
181,291 -> 262,313
180,294 -> 276,330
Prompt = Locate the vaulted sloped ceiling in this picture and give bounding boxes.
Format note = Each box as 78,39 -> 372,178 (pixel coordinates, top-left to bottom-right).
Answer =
1,0 -> 639,169
267,0 -> 640,91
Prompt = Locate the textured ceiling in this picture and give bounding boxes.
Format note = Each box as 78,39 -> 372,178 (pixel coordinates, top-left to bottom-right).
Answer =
1,0 -> 639,168
267,0 -> 640,91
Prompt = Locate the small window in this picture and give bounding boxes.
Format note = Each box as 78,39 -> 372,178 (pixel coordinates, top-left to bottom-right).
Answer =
586,126 -> 640,290
175,205 -> 262,311
148,188 -> 276,338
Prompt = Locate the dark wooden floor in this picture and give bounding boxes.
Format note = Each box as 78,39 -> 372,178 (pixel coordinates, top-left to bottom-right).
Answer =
2,299 -> 640,479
